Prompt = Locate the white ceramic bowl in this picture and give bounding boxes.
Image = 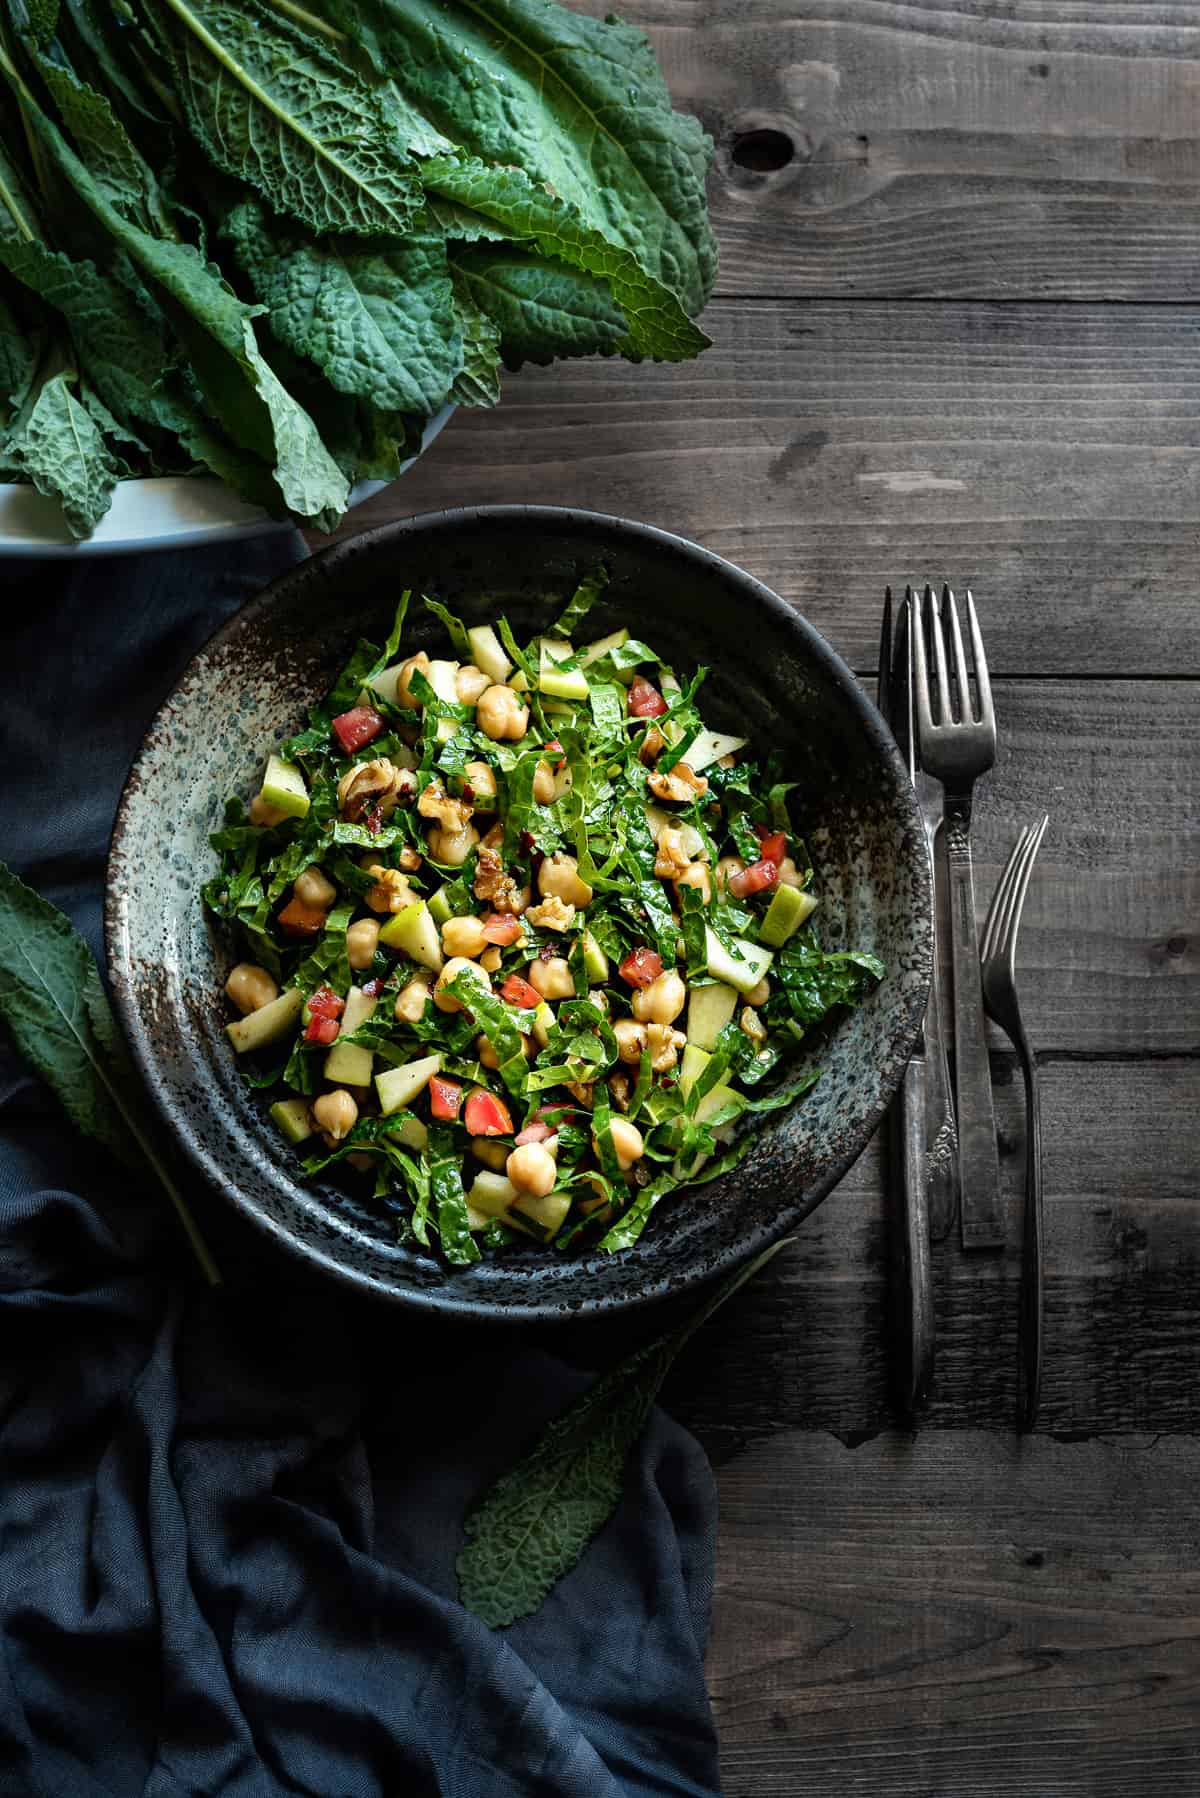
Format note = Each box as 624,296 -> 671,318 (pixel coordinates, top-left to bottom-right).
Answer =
0,404 -> 453,557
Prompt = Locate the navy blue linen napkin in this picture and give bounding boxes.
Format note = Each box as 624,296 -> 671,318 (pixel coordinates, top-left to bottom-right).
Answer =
0,538 -> 722,1798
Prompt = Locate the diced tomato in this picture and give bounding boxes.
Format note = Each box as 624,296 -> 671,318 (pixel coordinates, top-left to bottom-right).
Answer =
277,897 -> 327,938
515,1118 -> 553,1146
482,912 -> 523,946
619,946 -> 663,988
727,858 -> 779,899
429,1075 -> 464,1121
756,829 -> 787,865
304,1015 -> 339,1045
307,986 -> 345,1020
501,974 -> 541,1010
360,978 -> 384,998
331,706 -> 384,754
544,737 -> 567,771
465,1089 -> 514,1137
628,679 -> 668,719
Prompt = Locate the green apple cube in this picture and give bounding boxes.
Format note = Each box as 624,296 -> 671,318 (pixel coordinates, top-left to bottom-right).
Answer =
323,985 -> 377,1086
539,638 -> 589,700
269,1097 -> 314,1144
467,624 -> 512,685
259,753 -> 309,820
532,1002 -> 555,1049
581,930 -> 609,983
427,885 -> 453,926
378,900 -> 444,972
679,1042 -> 711,1099
509,1188 -> 571,1240
375,1053 -> 442,1115
686,981 -> 738,1050
760,884 -> 818,948
467,1170 -> 518,1217
704,926 -> 773,996
693,1083 -> 745,1127
579,626 -> 629,670
466,1202 -> 493,1232
687,728 -> 748,773
226,986 -> 303,1054
393,1114 -> 429,1151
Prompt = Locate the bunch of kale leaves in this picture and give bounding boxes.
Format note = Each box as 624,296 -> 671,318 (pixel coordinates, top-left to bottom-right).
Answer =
0,0 -> 716,537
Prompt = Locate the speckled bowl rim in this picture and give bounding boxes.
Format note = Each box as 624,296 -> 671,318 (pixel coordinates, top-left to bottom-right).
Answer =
106,504 -> 932,1320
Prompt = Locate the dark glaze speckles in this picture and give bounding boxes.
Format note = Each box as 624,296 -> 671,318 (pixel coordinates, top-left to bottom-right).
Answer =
105,506 -> 932,1321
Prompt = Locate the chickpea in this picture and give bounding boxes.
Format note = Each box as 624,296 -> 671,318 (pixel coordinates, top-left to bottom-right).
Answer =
532,759 -> 557,805
745,975 -> 771,1008
506,1141 -> 558,1197
393,975 -> 431,1025
777,856 -> 806,891
224,962 -> 279,1015
477,683 -> 530,742
594,1116 -> 645,1171
441,914 -> 488,959
345,918 -> 380,970
347,1151 -> 374,1174
675,862 -> 712,905
293,865 -> 336,911
249,794 -> 288,827
434,956 -> 491,1014
537,852 -> 593,910
715,856 -> 747,896
613,1017 -> 648,1064
479,946 -> 504,973
477,1031 -> 533,1069
463,760 -> 497,805
312,1089 -> 358,1141
527,955 -> 574,1001
395,651 -> 431,708
472,1138 -> 509,1171
631,968 -> 687,1025
427,820 -> 480,867
456,663 -> 491,705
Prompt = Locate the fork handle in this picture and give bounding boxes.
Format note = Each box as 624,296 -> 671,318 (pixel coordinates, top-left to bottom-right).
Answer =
943,796 -> 1004,1249
889,1055 -> 935,1415
1016,1037 -> 1044,1431
922,823 -> 958,1243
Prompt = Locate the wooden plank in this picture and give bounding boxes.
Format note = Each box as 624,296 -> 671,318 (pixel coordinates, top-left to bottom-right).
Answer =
661,1063 -> 1200,1446
595,0 -> 1200,300
709,1429 -> 1200,1795
335,300 -> 1200,678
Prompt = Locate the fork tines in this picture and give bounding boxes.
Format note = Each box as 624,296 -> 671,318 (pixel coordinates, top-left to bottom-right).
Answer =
915,585 -> 995,741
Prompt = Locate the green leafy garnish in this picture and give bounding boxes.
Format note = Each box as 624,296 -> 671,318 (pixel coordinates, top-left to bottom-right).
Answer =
0,860 -> 220,1284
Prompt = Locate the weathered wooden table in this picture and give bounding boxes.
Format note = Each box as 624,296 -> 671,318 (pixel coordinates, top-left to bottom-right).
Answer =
332,4 -> 1200,1788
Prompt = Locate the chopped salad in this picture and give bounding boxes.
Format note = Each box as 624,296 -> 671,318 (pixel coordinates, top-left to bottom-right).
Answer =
203,577 -> 884,1261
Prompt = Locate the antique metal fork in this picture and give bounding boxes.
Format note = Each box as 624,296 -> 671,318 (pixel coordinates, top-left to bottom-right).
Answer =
878,589 -> 935,1413
981,816 -> 1050,1433
912,585 -> 1003,1250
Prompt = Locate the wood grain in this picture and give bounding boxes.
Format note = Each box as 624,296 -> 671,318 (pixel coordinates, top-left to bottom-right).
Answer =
588,0 -> 1200,300
709,1429 -> 1200,1794
659,1062 -> 1200,1447
334,300 -> 1200,678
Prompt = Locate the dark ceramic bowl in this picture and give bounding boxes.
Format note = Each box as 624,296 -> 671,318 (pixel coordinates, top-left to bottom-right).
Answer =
106,507 -> 931,1319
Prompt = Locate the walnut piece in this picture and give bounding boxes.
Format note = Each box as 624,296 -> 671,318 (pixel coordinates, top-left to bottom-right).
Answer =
524,894 -> 576,932
646,1022 -> 687,1072
473,846 -> 519,910
653,826 -> 692,881
364,866 -> 416,914
647,761 -> 708,805
337,758 -> 410,824
417,781 -> 474,832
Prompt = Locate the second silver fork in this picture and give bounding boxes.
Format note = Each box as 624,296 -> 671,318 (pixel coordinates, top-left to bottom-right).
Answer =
913,585 -> 1003,1251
